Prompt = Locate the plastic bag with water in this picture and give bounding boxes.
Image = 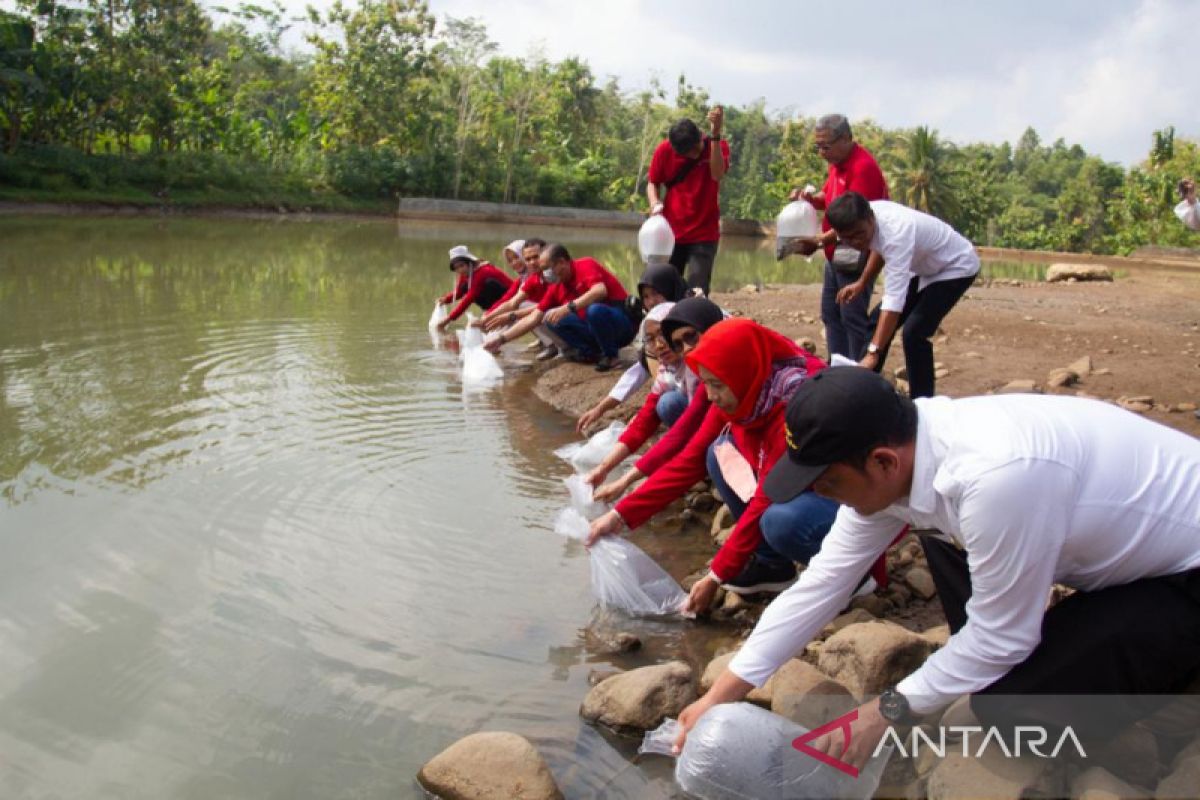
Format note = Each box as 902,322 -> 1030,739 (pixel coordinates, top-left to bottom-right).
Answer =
554,421 -> 627,472
641,703 -> 892,800
458,313 -> 503,389
554,507 -> 688,618
564,474 -> 608,520
638,214 -> 675,263
428,301 -> 448,331
775,192 -> 820,261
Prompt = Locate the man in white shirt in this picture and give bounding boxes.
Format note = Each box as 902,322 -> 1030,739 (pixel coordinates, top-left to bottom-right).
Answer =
830,193 -> 979,398
673,368 -> 1200,766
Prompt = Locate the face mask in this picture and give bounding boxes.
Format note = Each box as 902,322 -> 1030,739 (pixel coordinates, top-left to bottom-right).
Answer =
542,268 -> 558,284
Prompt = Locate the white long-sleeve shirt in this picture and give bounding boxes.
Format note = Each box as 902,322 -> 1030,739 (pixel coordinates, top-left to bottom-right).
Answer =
869,201 -> 980,314
729,394 -> 1200,715
1176,198 -> 1200,231
607,362 -> 650,403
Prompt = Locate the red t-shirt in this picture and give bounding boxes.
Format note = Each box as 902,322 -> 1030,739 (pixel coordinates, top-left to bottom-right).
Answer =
538,257 -> 628,318
519,271 -> 548,304
648,137 -> 731,245
817,143 -> 888,261
440,262 -> 513,322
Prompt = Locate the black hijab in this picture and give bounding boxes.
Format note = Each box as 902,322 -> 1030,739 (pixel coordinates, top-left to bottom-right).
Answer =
661,296 -> 725,342
637,263 -> 690,303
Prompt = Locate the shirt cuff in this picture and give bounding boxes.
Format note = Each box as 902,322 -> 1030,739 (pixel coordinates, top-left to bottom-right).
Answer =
895,670 -> 955,716
881,295 -> 905,314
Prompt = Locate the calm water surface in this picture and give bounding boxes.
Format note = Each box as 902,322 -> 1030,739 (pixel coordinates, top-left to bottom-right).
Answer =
0,214 -> 1039,798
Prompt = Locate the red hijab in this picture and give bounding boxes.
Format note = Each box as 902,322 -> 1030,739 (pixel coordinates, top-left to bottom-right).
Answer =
685,318 -> 808,422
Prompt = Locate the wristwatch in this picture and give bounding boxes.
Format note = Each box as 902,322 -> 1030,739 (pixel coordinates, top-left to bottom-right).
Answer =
567,300 -> 578,313
508,311 -> 517,324
867,342 -> 880,355
878,687 -> 913,724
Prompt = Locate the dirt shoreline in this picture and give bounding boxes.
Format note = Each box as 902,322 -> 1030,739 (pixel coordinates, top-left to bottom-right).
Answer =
535,272 -> 1200,439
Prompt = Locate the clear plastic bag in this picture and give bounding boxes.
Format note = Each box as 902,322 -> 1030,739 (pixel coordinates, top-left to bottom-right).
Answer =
554,508 -> 688,618
775,192 -> 820,261
642,703 -> 892,800
461,314 -> 484,350
638,214 -> 676,263
554,421 -> 627,472
428,302 -> 448,331
564,474 -> 608,520
638,718 -> 681,757
461,346 -> 503,389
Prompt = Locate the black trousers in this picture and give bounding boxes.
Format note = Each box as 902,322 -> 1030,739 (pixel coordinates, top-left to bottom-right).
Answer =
921,536 -> 1200,741
871,274 -> 975,398
669,241 -> 718,298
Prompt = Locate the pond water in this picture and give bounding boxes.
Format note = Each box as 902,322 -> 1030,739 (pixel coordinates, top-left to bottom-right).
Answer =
0,214 -> 1038,799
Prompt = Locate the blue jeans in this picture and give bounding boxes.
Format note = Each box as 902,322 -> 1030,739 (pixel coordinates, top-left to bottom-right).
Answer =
656,390 -> 688,427
821,260 -> 874,360
706,435 -> 839,567
547,303 -> 636,359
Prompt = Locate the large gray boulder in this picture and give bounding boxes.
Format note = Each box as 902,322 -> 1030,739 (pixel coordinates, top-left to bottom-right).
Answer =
580,661 -> 695,731
417,731 -> 563,800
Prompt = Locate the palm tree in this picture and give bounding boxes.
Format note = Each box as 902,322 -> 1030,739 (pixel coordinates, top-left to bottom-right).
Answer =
887,126 -> 961,222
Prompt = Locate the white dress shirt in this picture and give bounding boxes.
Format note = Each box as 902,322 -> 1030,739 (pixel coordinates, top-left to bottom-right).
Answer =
1176,198 -> 1200,231
607,362 -> 650,402
869,201 -> 980,314
729,394 -> 1200,715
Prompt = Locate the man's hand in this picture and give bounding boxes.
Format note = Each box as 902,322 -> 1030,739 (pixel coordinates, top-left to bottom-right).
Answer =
650,202 -> 665,216
484,335 -> 504,354
436,318 -> 451,332
545,305 -> 571,326
788,187 -> 816,202
586,510 -> 624,547
805,698 -> 890,772
593,476 -> 631,504
673,695 -> 718,754
481,314 -> 503,332
582,463 -> 608,488
1184,178 -> 1197,203
684,574 -> 721,615
707,106 -> 723,137
859,351 -> 880,372
576,405 -> 605,435
790,237 -> 821,257
837,280 -> 867,305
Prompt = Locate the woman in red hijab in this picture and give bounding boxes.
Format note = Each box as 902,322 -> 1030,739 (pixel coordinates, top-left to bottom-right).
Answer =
588,318 -> 839,614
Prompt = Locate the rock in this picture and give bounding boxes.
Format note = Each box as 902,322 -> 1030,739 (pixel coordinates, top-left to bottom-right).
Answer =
926,749 -> 1053,800
709,504 -> 732,537
739,284 -> 760,294
1071,766 -> 1145,799
1091,723 -> 1160,790
997,379 -> 1040,394
1047,367 -> 1079,388
1176,402 -> 1197,412
587,668 -> 624,686
895,379 -> 910,395
921,624 -> 951,647
1094,367 -> 1112,375
721,591 -> 750,613
772,665 -> 857,730
580,661 -> 695,731
418,732 -> 564,800
702,655 -> 834,709
1156,754 -> 1200,799
1068,355 -> 1094,377
713,525 -> 734,547
687,492 -> 718,512
818,621 -> 936,697
894,365 -> 909,381
819,608 -> 877,638
1046,263 -> 1113,283
886,584 -> 912,608
964,351 -> 983,359
586,631 -> 641,654
796,337 -> 819,354
904,567 -> 937,600
1116,397 -> 1152,413
849,593 -> 893,617
935,368 -> 949,380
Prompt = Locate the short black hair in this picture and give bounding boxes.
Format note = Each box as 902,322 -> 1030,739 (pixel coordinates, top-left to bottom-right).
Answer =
523,237 -> 547,250
825,191 -> 874,232
841,394 -> 918,472
668,119 -> 703,155
543,242 -> 571,263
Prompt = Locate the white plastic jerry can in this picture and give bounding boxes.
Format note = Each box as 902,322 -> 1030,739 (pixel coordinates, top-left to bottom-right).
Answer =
638,215 -> 676,264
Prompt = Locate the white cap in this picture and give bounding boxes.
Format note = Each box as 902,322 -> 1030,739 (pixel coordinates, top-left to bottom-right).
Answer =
448,245 -> 480,265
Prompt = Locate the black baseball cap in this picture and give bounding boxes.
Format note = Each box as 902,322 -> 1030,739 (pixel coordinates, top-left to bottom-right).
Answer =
763,367 -> 912,502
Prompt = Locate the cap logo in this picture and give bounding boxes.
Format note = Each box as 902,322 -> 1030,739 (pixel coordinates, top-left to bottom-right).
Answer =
784,422 -> 797,451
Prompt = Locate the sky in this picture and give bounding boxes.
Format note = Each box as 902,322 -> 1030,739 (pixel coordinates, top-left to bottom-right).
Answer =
255,0 -> 1196,166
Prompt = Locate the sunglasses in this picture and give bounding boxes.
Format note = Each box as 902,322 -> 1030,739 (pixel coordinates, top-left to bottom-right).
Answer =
669,329 -> 701,353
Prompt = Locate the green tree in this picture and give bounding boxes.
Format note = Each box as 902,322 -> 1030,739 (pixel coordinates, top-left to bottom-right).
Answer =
885,126 -> 960,221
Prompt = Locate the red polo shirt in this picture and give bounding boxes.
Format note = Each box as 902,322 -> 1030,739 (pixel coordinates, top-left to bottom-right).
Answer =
816,142 -> 888,261
648,137 -> 731,245
538,257 -> 628,318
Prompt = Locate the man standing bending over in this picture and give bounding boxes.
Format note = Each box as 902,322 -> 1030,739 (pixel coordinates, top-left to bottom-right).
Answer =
675,368 -> 1200,765
647,108 -> 730,297
829,192 -> 978,398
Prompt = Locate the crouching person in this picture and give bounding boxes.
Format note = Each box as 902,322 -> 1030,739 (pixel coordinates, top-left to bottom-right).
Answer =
587,318 -> 839,614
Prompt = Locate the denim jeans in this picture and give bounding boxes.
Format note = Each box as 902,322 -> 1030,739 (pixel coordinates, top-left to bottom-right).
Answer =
706,435 -> 839,567
656,390 -> 688,427
820,260 -> 874,360
546,303 -> 636,359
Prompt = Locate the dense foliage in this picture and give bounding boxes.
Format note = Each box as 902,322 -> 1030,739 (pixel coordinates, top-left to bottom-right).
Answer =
1,0 -> 1197,252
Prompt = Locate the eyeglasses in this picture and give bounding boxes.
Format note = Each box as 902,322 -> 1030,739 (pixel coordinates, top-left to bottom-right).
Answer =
644,332 -> 670,350
814,135 -> 845,153
669,329 -> 701,353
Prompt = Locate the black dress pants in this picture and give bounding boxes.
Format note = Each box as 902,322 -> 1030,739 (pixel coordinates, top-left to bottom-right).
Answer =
871,274 -> 975,398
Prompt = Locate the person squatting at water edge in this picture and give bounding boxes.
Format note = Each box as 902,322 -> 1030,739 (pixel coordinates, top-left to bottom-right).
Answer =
588,297 -> 727,504
484,243 -> 636,372
672,367 -> 1200,765
826,192 -> 980,398
788,113 -> 890,362
477,238 -> 563,357
647,107 -> 730,298
587,318 -> 842,614
434,245 -> 514,332
575,263 -> 694,434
